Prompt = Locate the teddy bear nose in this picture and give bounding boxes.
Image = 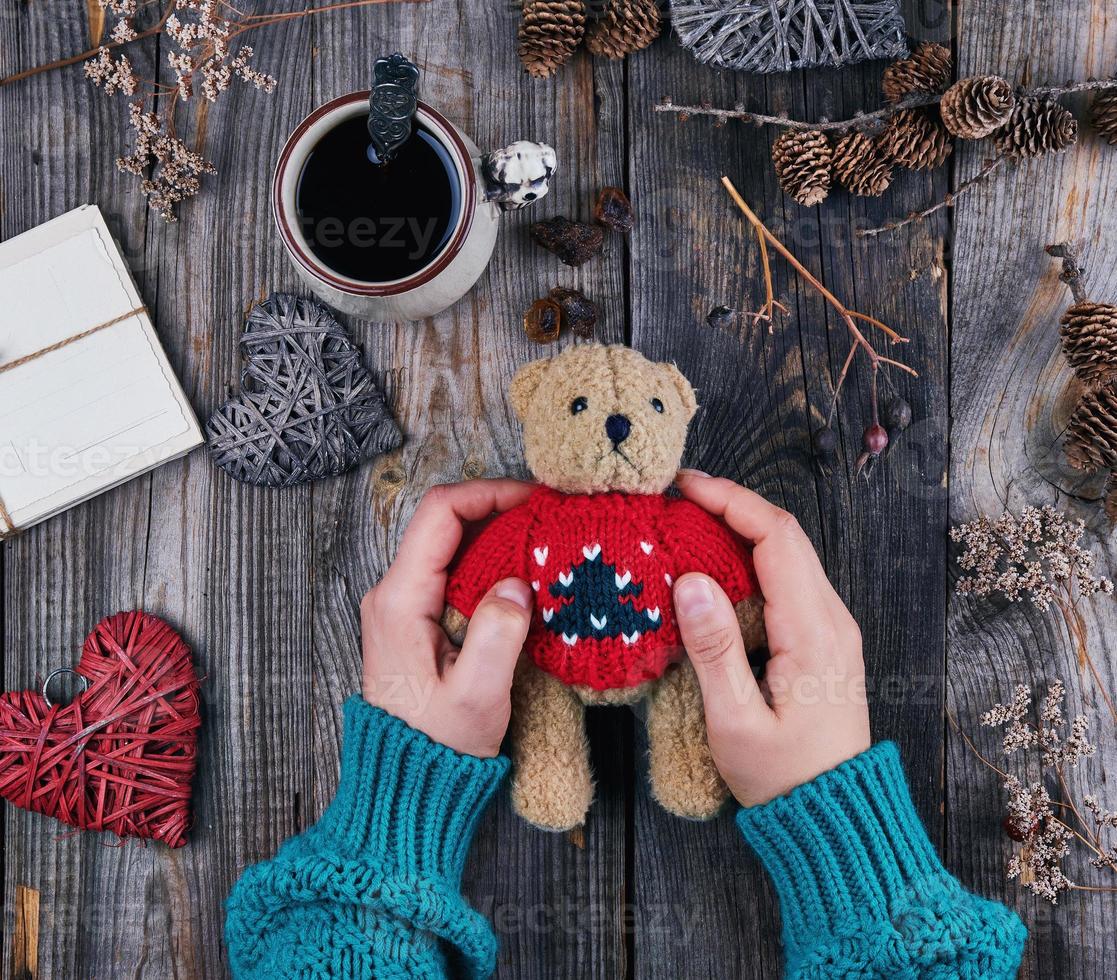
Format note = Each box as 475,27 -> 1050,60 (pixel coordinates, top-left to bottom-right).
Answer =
605,414 -> 631,444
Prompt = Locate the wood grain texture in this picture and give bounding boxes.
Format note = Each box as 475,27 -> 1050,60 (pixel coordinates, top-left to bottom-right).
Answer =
0,0 -> 1114,977
946,0 -> 1117,976
625,1 -> 950,972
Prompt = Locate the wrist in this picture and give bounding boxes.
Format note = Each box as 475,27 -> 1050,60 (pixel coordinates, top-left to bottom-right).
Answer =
309,696 -> 510,884
736,743 -> 954,957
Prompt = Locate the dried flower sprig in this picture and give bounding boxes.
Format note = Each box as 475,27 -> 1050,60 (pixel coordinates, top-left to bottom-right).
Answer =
954,682 -> 1116,903
718,177 -> 916,475
951,506 -> 1117,723
8,0 -> 428,220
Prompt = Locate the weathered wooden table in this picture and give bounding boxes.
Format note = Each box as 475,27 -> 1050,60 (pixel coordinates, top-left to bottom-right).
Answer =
2,1 -> 1116,977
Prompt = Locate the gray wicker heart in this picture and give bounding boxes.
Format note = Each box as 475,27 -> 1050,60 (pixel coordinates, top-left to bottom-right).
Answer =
206,293 -> 402,487
669,0 -> 908,73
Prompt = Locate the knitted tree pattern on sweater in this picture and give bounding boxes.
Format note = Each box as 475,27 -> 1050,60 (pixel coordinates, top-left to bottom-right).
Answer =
544,550 -> 663,646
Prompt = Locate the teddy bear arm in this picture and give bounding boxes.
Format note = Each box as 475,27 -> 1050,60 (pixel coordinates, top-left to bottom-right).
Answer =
735,595 -> 767,651
441,605 -> 469,646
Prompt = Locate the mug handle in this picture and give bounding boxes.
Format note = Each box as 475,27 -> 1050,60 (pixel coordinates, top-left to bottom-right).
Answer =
481,141 -> 558,212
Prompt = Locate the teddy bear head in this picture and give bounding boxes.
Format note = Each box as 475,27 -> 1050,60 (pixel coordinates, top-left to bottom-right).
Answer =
509,343 -> 698,495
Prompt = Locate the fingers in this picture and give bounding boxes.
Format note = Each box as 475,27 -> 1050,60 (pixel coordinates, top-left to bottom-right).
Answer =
380,479 -> 535,612
449,578 -> 533,710
673,573 -> 772,733
676,471 -> 844,667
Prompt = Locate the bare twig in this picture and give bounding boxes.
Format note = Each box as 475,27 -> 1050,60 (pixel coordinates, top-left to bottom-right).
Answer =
857,157 -> 1008,238
1053,593 -> 1117,725
0,0 -> 427,88
1046,241 -> 1090,305
656,92 -> 942,133
656,78 -> 1117,133
721,176 -> 917,377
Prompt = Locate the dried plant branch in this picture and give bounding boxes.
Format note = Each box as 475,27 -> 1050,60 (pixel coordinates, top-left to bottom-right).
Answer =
1,0 -> 422,87
1045,241 -> 1090,305
951,506 -> 1117,727
721,176 -> 916,378
36,0 -> 429,220
720,176 -> 917,472
656,78 -> 1117,133
952,682 -> 1117,903
857,157 -> 1008,238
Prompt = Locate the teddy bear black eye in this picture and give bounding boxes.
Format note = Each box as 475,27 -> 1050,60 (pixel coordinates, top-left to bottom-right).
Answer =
571,396 -> 588,415
651,397 -> 665,413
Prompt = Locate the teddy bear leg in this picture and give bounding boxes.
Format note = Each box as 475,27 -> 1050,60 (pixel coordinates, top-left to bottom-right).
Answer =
510,659 -> 594,832
646,661 -> 730,820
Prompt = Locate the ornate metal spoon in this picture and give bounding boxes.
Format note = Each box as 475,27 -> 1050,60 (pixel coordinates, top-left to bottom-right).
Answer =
367,52 -> 421,165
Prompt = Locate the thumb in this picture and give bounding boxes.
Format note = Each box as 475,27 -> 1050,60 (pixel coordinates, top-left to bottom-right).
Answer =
449,578 -> 533,707
673,573 -> 770,729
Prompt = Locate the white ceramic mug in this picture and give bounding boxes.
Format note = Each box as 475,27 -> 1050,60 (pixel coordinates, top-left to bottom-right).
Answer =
273,91 -> 555,322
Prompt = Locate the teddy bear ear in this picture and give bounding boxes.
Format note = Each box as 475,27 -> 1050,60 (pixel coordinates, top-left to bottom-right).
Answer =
662,362 -> 698,420
509,358 -> 551,419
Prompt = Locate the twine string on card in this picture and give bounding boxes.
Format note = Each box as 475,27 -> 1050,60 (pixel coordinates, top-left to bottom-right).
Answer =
0,305 -> 147,540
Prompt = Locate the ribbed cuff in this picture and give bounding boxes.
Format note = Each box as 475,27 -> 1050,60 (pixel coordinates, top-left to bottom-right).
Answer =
736,743 -> 955,960
311,696 -> 510,885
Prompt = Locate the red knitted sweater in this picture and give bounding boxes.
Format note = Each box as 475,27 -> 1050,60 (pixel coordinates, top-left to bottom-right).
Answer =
446,487 -> 758,691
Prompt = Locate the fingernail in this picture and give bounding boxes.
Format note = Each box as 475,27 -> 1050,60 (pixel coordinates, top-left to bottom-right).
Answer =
675,576 -> 715,616
678,468 -> 710,479
495,578 -> 533,610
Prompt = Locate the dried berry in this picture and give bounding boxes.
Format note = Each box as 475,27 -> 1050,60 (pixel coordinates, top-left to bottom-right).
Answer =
524,297 -> 562,343
530,216 -> 606,266
549,287 -> 598,338
812,426 -> 838,462
593,186 -> 635,232
1002,815 -> 1038,843
882,397 -> 913,432
863,424 -> 889,455
706,305 -> 736,330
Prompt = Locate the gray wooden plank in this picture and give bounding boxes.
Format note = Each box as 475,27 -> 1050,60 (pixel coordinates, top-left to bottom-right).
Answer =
0,5 -> 177,979
626,4 -> 951,974
946,1 -> 1117,976
302,4 -> 633,979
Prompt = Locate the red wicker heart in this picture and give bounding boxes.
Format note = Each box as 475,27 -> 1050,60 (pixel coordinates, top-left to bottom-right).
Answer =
0,611 -> 200,848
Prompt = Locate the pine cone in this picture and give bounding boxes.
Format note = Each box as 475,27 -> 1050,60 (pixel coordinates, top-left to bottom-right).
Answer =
833,132 -> 894,197
879,109 -> 953,170
939,76 -> 1016,139
1065,381 -> 1117,471
1091,89 -> 1117,145
771,130 -> 833,206
881,42 -> 952,103
519,0 -> 586,79
995,97 -> 1078,158
1060,301 -> 1117,386
585,0 -> 661,59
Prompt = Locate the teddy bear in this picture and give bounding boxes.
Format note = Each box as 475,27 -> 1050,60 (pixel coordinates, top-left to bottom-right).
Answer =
442,344 -> 765,831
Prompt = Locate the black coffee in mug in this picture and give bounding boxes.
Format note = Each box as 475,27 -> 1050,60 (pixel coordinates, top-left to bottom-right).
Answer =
295,116 -> 461,283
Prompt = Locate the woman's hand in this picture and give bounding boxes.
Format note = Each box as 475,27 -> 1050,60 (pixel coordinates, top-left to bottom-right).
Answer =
671,471 -> 870,807
360,479 -> 535,758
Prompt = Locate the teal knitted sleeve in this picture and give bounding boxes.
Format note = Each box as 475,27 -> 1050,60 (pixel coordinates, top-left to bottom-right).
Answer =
737,742 -> 1027,979
225,696 -> 509,979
